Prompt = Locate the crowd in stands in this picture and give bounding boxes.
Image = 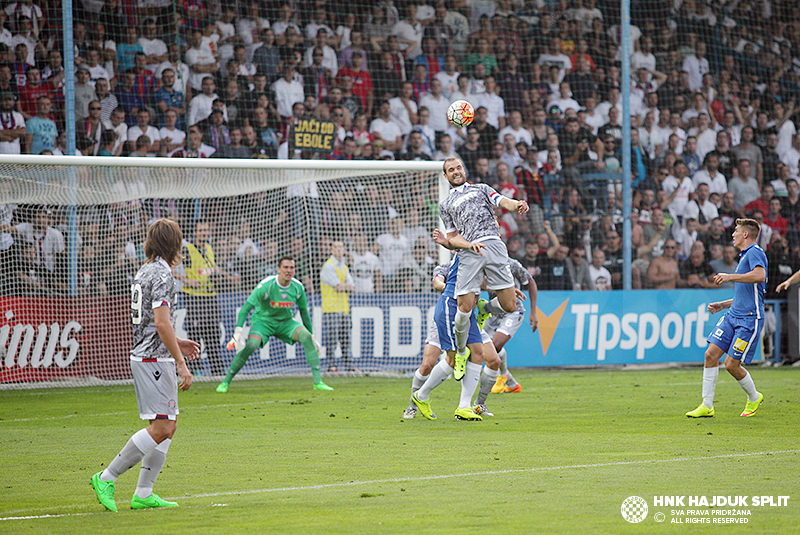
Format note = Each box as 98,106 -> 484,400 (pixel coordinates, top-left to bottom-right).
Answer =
3,0 -> 800,302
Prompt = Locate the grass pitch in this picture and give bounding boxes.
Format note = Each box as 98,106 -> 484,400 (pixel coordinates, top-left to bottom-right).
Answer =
1,367 -> 799,534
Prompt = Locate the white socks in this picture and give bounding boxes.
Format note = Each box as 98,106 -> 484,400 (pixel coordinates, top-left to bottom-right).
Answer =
453,309 -> 471,352
135,438 -> 171,499
101,428 -> 158,482
498,347 -> 509,376
459,361 -> 482,408
484,297 -> 502,315
475,365 -> 498,405
737,371 -> 759,402
411,369 -> 428,395
416,360 -> 453,401
702,366 -> 719,409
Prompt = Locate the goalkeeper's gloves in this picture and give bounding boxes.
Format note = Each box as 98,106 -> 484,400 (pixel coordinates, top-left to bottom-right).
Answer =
227,326 -> 245,352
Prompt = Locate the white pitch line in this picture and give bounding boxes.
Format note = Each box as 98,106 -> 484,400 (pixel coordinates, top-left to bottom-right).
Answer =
2,449 -> 797,522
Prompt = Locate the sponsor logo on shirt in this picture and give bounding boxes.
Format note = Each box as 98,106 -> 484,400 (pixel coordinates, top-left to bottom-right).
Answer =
270,301 -> 293,308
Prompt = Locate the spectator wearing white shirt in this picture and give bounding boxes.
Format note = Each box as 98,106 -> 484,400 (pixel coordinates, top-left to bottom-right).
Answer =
184,29 -> 218,93
159,109 -> 186,157
304,7 -> 334,42
84,48 -> 109,88
683,183 -> 719,234
13,208 -> 65,277
137,20 -> 167,66
0,91 -> 25,154
692,151 -> 728,195
497,110 -> 533,147
103,107 -> 127,156
270,62 -> 304,119
418,78 -> 450,133
631,36 -> 656,73
682,41 -> 709,92
433,54 -> 459,99
782,133 -> 800,177
549,81 -> 581,115
687,112 -> 717,163
369,100 -> 403,153
156,43 -> 190,96
475,75 -> 506,130
126,109 -> 160,157
187,77 -> 221,127
662,160 -> 695,224
388,81 -> 418,137
238,1 -> 271,61
391,4 -> 423,60
303,29 -> 338,78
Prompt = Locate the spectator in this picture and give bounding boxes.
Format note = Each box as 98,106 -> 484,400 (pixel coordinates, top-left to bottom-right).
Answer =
128,134 -> 151,158
320,240 -> 356,372
678,245 -> 715,288
348,232 -> 382,294
270,61 -> 304,120
156,43 -> 190,98
603,228 -> 624,288
682,41 -> 709,92
782,133 -> 800,178
662,160 -> 695,225
587,249 -> 612,291
728,159 -> 761,212
765,198 -> 789,236
126,109 -> 159,157
103,107 -> 127,156
76,100 -> 105,156
187,77 -> 221,127
185,28 -> 219,95
237,1 -> 270,60
84,48 -> 109,88
0,91 -> 26,153
709,245 -> 738,289
113,71 -> 143,127
646,239 -> 679,289
401,130 -> 431,161
94,78 -> 117,124
215,127 -> 250,159
732,126 -> 763,184
97,129 -> 116,157
153,68 -> 185,130
115,26 -> 142,75
17,66 -> 48,121
375,217 -> 412,292
369,100 -> 403,153
203,109 -> 230,152
392,4 -> 423,60
675,217 -> 699,261
174,125 -> 215,158
25,95 -> 56,155
213,7 -> 241,65
252,28 -> 280,83
271,3 -> 301,44
240,124 -> 268,158
538,244 -> 573,290
12,208 -> 65,291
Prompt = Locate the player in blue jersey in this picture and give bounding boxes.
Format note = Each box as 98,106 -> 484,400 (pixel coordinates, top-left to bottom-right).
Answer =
687,218 -> 766,418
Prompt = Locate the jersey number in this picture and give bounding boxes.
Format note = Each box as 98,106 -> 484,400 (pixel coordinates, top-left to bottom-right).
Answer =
131,283 -> 143,325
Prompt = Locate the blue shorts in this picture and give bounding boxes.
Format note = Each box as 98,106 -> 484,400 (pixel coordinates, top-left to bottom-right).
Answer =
434,296 -> 482,352
706,313 -> 763,365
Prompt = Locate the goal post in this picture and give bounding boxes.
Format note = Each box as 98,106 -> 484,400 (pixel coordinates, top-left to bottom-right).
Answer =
0,156 -> 447,389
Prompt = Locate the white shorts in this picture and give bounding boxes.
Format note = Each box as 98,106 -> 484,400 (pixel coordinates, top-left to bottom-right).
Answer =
131,360 -> 179,421
483,310 -> 525,338
424,317 -> 440,349
456,239 -> 515,296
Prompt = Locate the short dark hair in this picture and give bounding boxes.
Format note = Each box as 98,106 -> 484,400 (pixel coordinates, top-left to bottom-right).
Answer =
736,217 -> 761,239
278,254 -> 294,267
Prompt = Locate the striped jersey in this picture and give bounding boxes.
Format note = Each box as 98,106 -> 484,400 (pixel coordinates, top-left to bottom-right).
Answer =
729,243 -> 767,319
439,182 -> 506,243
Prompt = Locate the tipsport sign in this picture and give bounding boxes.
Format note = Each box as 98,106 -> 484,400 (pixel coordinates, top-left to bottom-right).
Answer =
503,290 -> 748,367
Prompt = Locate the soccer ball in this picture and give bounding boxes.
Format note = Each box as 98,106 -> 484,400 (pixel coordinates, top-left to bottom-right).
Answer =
447,100 -> 475,128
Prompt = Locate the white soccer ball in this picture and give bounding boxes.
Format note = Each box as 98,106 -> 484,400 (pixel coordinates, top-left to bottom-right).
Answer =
447,100 -> 475,128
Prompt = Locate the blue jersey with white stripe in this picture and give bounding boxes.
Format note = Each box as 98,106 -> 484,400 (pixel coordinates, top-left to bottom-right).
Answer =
442,255 -> 459,299
729,243 -> 767,319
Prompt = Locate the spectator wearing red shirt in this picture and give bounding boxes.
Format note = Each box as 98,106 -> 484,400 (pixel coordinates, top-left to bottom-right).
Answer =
130,52 -> 157,106
18,67 -> 50,121
764,198 -> 789,236
743,183 -> 774,218
337,51 -> 373,117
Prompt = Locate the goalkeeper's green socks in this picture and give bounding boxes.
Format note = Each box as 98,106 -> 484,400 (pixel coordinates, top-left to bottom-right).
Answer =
223,338 -> 261,385
297,330 -> 323,385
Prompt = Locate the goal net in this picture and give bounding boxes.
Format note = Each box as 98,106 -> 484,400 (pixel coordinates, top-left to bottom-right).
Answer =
0,156 -> 445,388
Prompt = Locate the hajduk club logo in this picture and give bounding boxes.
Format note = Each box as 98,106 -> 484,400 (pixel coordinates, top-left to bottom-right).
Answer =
621,496 -> 648,523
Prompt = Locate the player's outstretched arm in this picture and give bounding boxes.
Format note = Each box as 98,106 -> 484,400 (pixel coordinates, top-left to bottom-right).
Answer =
498,196 -> 529,214
714,266 -> 766,285
708,299 -> 733,314
776,270 -> 800,293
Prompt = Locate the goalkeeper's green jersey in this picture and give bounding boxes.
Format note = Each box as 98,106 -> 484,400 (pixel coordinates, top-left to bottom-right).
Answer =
243,275 -> 309,326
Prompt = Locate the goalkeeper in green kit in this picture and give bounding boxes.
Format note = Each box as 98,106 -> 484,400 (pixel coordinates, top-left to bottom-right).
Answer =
216,255 -> 334,392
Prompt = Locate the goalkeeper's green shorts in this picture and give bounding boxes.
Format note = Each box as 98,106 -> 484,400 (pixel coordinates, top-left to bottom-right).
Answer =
248,318 -> 305,347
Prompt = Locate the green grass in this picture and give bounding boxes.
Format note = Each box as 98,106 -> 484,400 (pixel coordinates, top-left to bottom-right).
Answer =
1,367 -> 799,534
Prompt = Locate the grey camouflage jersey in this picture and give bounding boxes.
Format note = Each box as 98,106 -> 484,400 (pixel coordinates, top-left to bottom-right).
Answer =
433,262 -> 451,282
439,183 -> 505,243
490,258 -> 532,314
130,258 -> 177,361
